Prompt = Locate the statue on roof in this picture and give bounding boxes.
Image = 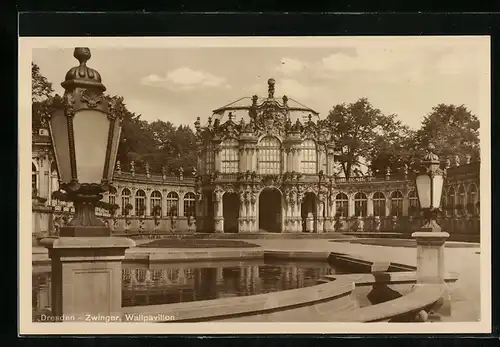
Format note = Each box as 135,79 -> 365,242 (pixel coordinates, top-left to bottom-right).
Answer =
291,119 -> 302,133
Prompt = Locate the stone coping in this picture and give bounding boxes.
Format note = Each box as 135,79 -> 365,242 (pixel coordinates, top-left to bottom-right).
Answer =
320,271 -> 459,286
329,284 -> 446,322
333,238 -> 480,248
122,277 -> 356,322
33,247 -> 264,265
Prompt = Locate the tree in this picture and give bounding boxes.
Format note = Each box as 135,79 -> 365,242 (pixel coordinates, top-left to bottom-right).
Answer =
111,95 -> 157,172
321,98 -> 403,179
414,104 -> 480,162
368,115 -> 418,176
32,63 -> 54,132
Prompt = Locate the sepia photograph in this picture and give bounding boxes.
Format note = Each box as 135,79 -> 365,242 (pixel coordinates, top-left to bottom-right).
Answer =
19,36 -> 490,335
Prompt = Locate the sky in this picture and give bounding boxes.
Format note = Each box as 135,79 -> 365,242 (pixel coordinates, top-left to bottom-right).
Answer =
31,37 -> 489,130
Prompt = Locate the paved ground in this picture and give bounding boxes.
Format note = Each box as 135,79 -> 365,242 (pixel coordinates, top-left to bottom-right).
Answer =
32,238 -> 481,322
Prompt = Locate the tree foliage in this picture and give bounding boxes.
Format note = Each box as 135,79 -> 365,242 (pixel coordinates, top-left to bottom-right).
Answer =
32,63 -> 54,133
322,98 -> 409,179
414,104 -> 480,162
368,103 -> 480,174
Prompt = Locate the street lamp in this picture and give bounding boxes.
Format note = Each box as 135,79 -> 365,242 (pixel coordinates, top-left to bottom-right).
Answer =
46,47 -> 122,237
415,143 -> 445,232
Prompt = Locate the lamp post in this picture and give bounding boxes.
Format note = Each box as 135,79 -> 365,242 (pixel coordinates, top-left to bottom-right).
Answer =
412,143 -> 450,286
40,48 -> 134,321
45,47 -> 122,237
414,143 -> 446,233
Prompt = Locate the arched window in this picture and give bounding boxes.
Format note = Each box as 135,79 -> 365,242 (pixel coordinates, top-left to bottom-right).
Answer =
408,190 -> 419,208
390,191 -> 404,216
166,192 -> 179,217
458,185 -> 466,207
447,187 -> 455,209
300,139 -> 317,174
258,136 -> 281,174
221,139 -> 239,173
467,183 -> 478,214
135,190 -> 146,216
467,184 -> 478,205
150,191 -> 162,216
335,193 -> 349,217
354,192 -> 367,217
408,190 -> 419,216
183,192 -> 196,217
205,141 -> 214,174
121,188 -> 131,215
373,192 -> 386,217
108,186 -> 116,205
32,162 -> 38,194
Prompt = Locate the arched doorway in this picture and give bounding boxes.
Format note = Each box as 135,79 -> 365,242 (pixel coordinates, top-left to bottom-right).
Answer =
259,188 -> 282,232
301,192 -> 317,232
223,192 -> 239,233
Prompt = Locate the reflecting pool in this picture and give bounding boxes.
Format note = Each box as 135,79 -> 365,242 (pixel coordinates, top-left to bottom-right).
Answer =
33,259 -> 348,317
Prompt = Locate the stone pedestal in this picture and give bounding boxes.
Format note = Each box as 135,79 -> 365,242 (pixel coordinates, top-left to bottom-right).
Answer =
412,231 -> 449,284
40,236 -> 135,320
411,230 -> 452,318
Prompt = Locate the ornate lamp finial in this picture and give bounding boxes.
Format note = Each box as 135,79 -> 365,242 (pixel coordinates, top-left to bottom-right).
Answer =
194,117 -> 200,131
268,78 -> 275,98
423,143 -> 439,162
145,163 -> 150,177
115,160 -> 122,175
74,47 -> 91,66
228,112 -> 233,121
62,47 -> 106,92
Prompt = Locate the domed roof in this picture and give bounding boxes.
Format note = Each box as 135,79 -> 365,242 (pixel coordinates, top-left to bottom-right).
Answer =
61,48 -> 106,92
209,78 -> 319,126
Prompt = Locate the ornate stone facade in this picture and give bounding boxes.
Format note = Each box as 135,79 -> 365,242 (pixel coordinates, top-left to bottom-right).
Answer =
192,79 -> 481,236
31,79 -> 480,238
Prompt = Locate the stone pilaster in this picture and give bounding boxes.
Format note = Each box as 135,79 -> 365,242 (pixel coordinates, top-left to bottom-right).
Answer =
367,195 -> 374,216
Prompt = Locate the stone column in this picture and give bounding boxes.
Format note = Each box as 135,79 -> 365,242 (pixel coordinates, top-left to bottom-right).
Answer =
386,196 -> 392,217
214,146 -> 222,172
213,189 -> 224,233
294,148 -> 301,172
178,194 -> 185,218
348,195 -> 355,217
40,236 -> 135,320
402,195 -> 409,217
